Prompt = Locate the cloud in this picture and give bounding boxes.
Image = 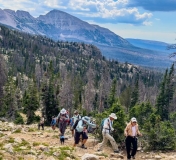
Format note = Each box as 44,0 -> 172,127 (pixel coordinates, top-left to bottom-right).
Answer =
60,0 -> 152,25
128,0 -> 176,11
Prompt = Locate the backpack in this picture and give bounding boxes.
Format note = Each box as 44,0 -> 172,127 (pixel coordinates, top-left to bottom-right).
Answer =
100,118 -> 110,131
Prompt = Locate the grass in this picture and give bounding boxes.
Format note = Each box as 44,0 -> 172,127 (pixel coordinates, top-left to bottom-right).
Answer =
95,152 -> 108,158
28,128 -> 36,132
0,133 -> 4,138
58,146 -> 77,160
33,142 -> 40,146
13,139 -> 31,152
13,128 -> 22,133
7,137 -> 15,143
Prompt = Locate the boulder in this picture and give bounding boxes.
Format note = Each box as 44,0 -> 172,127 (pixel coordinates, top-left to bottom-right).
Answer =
154,155 -> 162,159
82,153 -> 99,160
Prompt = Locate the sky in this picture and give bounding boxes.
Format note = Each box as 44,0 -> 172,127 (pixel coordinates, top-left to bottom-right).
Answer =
0,0 -> 176,43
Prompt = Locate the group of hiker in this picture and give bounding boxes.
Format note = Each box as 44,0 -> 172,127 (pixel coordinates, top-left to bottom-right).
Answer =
38,108 -> 142,160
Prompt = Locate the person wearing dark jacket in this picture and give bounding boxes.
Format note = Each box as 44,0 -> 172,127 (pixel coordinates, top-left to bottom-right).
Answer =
57,108 -> 69,136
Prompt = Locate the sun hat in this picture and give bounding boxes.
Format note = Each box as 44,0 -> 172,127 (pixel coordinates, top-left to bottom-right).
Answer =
109,113 -> 117,119
74,110 -> 78,114
131,117 -> 137,122
60,108 -> 66,114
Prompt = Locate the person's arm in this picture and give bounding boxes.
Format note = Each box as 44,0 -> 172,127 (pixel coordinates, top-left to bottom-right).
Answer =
137,125 -> 142,136
87,121 -> 96,128
124,125 -> 128,136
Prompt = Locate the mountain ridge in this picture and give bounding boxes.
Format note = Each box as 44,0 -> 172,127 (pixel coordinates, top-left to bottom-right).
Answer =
0,8 -> 174,68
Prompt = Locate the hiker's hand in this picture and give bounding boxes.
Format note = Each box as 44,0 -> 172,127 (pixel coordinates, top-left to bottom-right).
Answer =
139,133 -> 142,136
111,128 -> 114,131
124,133 -> 127,137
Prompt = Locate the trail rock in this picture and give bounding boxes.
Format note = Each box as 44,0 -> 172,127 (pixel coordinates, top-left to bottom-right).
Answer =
154,155 -> 162,159
46,156 -> 55,160
3,143 -> 14,153
23,155 -> 36,160
82,153 -> 99,160
110,153 -> 124,159
14,137 -> 22,143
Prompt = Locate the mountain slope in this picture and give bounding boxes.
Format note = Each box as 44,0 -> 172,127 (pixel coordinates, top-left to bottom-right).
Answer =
0,8 -> 174,68
0,9 -> 131,47
126,38 -> 176,53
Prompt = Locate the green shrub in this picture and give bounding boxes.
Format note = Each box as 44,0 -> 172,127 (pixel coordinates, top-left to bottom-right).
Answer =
144,114 -> 176,150
14,112 -> 24,124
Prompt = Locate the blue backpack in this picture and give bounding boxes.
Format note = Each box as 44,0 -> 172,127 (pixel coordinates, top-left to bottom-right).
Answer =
100,118 -> 107,131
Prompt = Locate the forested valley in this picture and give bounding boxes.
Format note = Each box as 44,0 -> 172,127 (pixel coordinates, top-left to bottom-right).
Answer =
0,25 -> 176,150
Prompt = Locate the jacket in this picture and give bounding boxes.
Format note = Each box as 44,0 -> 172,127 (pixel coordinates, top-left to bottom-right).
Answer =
124,122 -> 141,137
76,119 -> 96,132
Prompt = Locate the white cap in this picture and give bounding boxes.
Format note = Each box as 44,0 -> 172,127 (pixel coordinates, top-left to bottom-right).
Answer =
109,113 -> 117,119
60,108 -> 66,114
131,117 -> 137,122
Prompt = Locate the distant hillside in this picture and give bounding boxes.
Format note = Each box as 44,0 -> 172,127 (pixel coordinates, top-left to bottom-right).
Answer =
0,25 -> 163,116
126,38 -> 176,53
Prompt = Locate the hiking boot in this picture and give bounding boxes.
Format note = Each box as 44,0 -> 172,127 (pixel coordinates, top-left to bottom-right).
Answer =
131,156 -> 135,159
114,150 -> 119,153
81,145 -> 87,149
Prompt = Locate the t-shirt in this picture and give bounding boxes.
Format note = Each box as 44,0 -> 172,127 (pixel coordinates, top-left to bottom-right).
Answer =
132,126 -> 136,136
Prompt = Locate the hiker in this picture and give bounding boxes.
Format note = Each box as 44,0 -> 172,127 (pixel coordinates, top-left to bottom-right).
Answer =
51,116 -> 56,130
71,110 -> 82,136
97,113 -> 119,153
73,116 -> 96,149
124,117 -> 142,160
38,115 -> 44,130
56,108 -> 69,136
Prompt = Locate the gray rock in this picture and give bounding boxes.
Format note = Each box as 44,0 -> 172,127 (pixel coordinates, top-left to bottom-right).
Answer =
82,153 -> 99,160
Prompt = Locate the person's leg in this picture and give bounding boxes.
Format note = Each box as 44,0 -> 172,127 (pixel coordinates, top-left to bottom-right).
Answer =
105,133 -> 119,152
98,132 -> 108,151
72,130 -> 74,137
73,131 -> 80,147
125,136 -> 132,159
81,132 -> 88,149
42,124 -> 44,130
59,123 -> 63,135
62,123 -> 67,135
131,137 -> 138,158
38,123 -> 40,130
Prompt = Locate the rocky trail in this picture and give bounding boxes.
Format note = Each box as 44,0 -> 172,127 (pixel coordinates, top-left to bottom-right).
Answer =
0,121 -> 176,160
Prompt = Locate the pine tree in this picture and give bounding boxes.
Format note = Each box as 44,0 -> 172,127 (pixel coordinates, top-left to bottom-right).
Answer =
156,64 -> 175,120
107,78 -> 117,108
23,80 -> 39,124
130,75 -> 139,109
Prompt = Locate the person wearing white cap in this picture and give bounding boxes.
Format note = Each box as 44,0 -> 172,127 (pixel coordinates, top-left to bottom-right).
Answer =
124,117 -> 142,160
56,108 -> 69,136
97,113 -> 119,153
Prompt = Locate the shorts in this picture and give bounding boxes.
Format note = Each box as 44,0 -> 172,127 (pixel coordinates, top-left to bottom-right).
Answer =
74,131 -> 88,144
